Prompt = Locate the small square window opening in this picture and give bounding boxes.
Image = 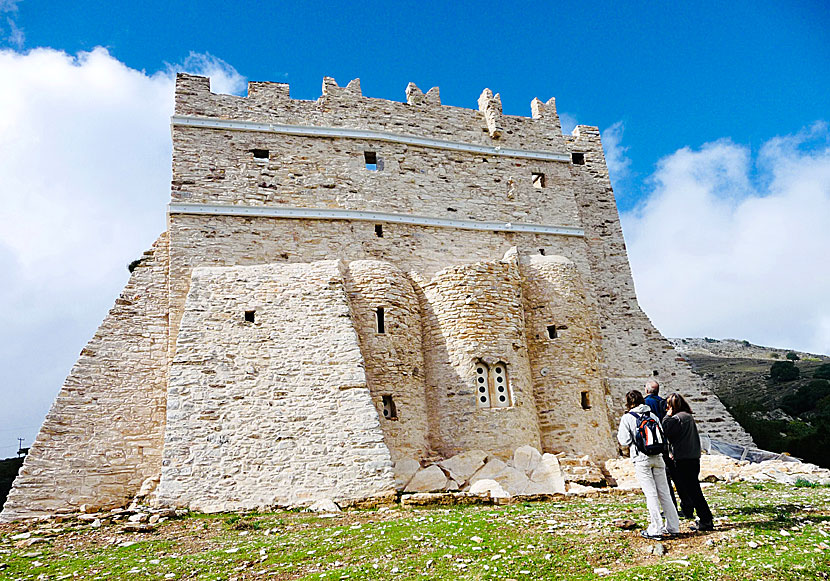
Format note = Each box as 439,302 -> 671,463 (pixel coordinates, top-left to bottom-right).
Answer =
532,173 -> 545,188
252,149 -> 269,159
244,310 -> 256,323
572,152 -> 585,165
374,224 -> 383,237
581,391 -> 591,410
375,307 -> 385,334
382,395 -> 397,420
547,325 -> 557,339
364,151 -> 378,171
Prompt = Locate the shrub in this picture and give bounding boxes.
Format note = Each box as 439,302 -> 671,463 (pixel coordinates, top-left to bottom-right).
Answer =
771,352 -> 780,359
795,478 -> 819,488
770,361 -> 800,382
815,364 -> 830,380
787,352 -> 801,362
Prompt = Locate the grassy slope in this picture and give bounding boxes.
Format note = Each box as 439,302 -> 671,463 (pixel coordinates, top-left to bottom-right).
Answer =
2,483 -> 829,580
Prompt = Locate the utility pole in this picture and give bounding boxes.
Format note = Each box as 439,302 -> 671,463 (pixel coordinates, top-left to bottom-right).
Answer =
17,437 -> 24,457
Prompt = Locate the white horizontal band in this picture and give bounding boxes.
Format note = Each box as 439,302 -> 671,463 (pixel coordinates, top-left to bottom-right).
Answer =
171,115 -> 571,162
168,203 -> 585,237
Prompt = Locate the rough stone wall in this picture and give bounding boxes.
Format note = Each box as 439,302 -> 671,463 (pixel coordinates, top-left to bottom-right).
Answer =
1,234 -> 170,522
566,126 -> 753,445
519,255 -> 617,458
166,214 -> 590,355
343,261 -> 430,462
415,255 -> 542,458
154,261 -> 395,511
170,127 -> 580,226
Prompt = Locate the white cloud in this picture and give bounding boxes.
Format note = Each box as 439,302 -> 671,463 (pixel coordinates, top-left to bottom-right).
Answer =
621,126 -> 830,355
174,51 -> 246,95
0,47 -> 243,451
601,121 -> 631,181
559,112 -> 578,135
1,0 -> 23,48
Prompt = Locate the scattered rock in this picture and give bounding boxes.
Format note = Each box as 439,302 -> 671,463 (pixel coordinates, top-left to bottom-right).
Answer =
127,513 -> 149,523
306,498 -> 341,513
593,567 -> 611,576
652,543 -> 666,556
613,519 -> 638,530
122,523 -> 155,533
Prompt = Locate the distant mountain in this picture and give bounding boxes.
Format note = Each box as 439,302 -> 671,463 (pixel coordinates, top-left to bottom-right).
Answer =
672,337 -> 830,468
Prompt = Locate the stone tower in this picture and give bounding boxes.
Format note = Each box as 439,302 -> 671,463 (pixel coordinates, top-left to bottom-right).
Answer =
1,75 -> 753,520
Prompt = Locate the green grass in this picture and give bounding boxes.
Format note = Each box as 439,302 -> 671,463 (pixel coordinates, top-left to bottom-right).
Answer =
2,483 -> 830,580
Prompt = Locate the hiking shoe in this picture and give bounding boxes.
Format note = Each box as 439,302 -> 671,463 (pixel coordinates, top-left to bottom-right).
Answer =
640,531 -> 663,540
690,522 -> 714,532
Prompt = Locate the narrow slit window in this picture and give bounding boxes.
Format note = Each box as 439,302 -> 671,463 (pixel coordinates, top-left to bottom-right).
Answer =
475,363 -> 490,408
492,363 -> 510,407
532,172 -> 545,188
581,391 -> 591,410
252,149 -> 269,159
382,395 -> 397,420
547,325 -> 557,339
364,151 -> 378,171
375,224 -> 384,237
571,152 -> 585,165
375,307 -> 385,334
245,310 -> 256,323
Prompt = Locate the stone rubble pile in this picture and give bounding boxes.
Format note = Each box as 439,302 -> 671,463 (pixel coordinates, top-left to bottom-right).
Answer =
395,445 -> 569,498
605,454 -> 830,489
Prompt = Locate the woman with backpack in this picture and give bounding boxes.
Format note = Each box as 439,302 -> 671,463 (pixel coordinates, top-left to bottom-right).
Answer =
617,390 -> 680,539
663,393 -> 715,531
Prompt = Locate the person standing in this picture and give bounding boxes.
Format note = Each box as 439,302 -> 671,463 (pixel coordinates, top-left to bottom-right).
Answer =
663,392 -> 715,531
617,390 -> 680,539
644,380 -> 691,517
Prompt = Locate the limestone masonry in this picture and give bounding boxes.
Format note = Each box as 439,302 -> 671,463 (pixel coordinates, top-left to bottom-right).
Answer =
1,74 -> 753,520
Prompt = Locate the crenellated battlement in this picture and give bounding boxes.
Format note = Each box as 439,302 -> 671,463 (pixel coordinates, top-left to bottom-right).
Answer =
174,73 -> 578,153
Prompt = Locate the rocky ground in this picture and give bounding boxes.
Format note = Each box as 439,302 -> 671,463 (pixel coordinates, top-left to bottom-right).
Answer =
2,480 -> 830,580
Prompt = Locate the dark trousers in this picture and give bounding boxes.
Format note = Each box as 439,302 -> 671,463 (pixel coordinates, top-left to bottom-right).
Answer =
663,454 -> 686,513
674,458 -> 713,526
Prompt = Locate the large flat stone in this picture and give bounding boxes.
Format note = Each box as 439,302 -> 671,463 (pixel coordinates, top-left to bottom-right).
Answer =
469,478 -> 510,499
439,450 -> 487,484
526,453 -> 565,494
404,465 -> 447,493
393,459 -> 421,491
510,445 -> 542,474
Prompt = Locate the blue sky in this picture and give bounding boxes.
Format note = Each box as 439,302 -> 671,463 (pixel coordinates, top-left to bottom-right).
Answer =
12,0 -> 830,210
1,1 -> 829,452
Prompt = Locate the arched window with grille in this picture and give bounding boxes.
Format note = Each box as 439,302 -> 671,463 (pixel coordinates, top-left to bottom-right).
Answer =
474,360 -> 512,409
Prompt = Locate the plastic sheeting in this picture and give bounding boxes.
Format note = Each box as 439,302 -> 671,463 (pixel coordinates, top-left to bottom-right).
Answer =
704,436 -> 801,464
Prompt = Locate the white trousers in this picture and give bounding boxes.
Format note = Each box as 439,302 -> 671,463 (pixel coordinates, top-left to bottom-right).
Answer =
634,455 -> 680,536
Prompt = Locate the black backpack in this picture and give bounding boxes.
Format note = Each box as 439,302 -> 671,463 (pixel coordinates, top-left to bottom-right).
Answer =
629,412 -> 666,455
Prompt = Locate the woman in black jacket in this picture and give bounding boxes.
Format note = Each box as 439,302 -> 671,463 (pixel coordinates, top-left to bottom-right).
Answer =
662,393 -> 714,531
